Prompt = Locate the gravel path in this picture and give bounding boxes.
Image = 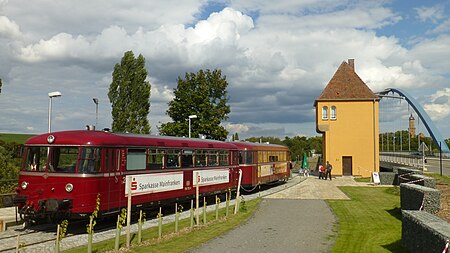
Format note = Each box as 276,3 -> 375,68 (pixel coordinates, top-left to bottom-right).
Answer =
188,175 -> 375,253
187,198 -> 336,253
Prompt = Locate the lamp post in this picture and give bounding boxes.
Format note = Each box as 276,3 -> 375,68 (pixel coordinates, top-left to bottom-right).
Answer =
48,91 -> 62,133
93,98 -> 99,129
188,115 -> 197,138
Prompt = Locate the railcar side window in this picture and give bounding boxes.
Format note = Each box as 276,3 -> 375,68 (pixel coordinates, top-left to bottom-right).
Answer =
166,149 -> 180,168
126,148 -> 146,171
49,147 -> 79,172
181,150 -> 193,168
79,148 -> 101,173
207,151 -> 218,166
219,151 -> 229,166
269,155 -> 278,162
23,146 -> 48,172
105,149 -> 117,172
196,150 -> 207,167
239,151 -> 253,164
148,149 -> 164,170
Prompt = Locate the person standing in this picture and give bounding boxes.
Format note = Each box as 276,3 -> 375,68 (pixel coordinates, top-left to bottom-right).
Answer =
318,163 -> 325,179
325,161 -> 332,180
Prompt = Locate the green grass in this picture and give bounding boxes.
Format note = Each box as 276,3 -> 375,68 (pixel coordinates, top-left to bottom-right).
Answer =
427,173 -> 450,184
354,177 -> 371,183
328,186 -> 407,253
0,133 -> 35,144
64,198 -> 261,253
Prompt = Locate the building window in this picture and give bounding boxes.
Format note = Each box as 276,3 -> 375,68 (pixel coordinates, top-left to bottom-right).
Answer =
330,106 -> 337,120
322,106 -> 328,120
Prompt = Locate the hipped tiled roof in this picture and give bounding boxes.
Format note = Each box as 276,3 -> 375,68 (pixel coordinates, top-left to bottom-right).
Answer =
316,60 -> 378,102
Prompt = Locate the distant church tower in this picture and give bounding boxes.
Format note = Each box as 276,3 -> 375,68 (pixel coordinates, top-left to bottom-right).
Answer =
408,114 -> 416,137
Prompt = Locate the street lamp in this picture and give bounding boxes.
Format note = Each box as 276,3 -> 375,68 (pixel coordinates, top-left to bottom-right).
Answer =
48,91 -> 62,133
188,115 -> 197,138
93,98 -> 99,129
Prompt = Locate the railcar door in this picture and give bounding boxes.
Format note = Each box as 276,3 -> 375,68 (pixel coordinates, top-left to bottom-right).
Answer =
105,148 -> 123,213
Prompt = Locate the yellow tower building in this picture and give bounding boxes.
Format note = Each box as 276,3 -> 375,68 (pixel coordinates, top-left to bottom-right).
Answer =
314,59 -> 379,177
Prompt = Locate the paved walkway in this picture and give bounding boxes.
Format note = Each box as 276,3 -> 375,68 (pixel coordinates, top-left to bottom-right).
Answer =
0,207 -> 18,231
189,175 -> 376,253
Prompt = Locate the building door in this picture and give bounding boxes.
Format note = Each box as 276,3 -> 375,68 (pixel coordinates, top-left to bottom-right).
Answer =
342,156 -> 352,176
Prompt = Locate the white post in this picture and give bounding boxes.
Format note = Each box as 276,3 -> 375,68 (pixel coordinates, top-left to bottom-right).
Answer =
196,172 -> 200,225
48,96 -> 52,133
189,118 -> 192,138
234,169 -> 242,214
126,176 -> 132,248
422,145 -> 426,172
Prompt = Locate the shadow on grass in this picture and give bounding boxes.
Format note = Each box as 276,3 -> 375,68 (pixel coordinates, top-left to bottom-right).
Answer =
386,207 -> 402,221
382,239 -> 408,253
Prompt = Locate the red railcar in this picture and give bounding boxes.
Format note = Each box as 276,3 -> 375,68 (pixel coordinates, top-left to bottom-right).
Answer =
233,142 -> 290,188
14,130 -> 240,224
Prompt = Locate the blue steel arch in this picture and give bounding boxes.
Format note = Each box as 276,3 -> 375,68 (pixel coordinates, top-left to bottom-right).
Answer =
379,88 -> 450,153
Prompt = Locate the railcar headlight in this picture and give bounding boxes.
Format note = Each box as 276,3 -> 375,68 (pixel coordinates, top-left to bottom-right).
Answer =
65,183 -> 74,193
21,181 -> 28,190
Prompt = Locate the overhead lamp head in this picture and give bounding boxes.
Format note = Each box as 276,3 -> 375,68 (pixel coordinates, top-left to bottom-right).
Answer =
48,91 -> 62,98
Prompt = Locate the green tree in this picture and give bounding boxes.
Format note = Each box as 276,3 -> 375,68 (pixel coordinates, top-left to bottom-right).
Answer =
108,51 -> 151,134
159,69 -> 230,140
0,141 -> 22,194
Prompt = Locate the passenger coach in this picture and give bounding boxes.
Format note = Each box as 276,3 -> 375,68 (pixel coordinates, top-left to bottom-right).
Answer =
233,142 -> 290,188
14,130 -> 240,224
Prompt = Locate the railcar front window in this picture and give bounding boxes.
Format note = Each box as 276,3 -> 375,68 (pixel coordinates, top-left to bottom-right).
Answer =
23,146 -> 48,172
49,147 -> 79,172
78,148 -> 101,173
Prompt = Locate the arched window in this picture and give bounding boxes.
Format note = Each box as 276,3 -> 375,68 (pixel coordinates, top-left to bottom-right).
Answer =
330,106 -> 337,120
322,106 -> 328,120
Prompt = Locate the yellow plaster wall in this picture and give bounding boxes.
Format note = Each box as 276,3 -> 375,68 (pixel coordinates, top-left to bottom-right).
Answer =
316,100 -> 379,177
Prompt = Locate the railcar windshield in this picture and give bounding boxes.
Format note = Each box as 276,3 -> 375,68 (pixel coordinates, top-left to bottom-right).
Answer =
23,146 -> 80,173
49,147 -> 79,172
23,146 -> 48,172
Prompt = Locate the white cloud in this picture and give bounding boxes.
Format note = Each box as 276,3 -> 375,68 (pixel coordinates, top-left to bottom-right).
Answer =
0,16 -> 21,38
223,122 -> 250,134
431,18 -> 450,34
423,88 -> 450,121
415,5 -> 445,23
1,1 -> 450,138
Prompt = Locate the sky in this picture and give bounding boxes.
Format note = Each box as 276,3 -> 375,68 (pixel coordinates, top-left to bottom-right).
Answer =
0,0 -> 450,140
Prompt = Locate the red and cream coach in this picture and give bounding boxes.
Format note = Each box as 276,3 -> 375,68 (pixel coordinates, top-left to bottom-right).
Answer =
234,142 -> 290,189
13,130 -> 241,224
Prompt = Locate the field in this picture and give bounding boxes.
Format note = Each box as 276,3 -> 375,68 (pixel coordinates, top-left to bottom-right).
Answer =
328,186 -> 407,252
0,133 -> 35,144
